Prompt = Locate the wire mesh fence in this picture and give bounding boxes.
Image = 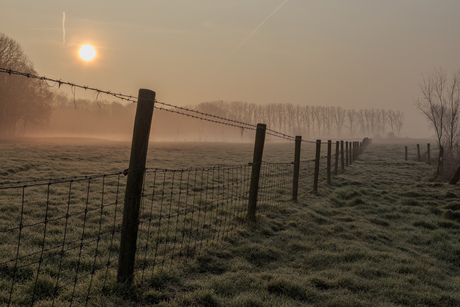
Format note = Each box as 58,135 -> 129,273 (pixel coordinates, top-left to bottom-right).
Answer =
3,156 -> 329,305
1,137 -> 369,306
0,172 -> 125,306
135,164 -> 252,282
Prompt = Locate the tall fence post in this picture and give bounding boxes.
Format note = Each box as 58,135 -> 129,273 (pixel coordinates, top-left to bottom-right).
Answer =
417,144 -> 421,162
427,143 -> 431,165
292,136 -> 302,201
334,141 -> 339,175
327,140 -> 332,185
117,89 -> 155,284
345,141 -> 349,167
405,146 -> 408,161
248,123 -> 266,223
313,140 -> 321,193
341,141 -> 345,170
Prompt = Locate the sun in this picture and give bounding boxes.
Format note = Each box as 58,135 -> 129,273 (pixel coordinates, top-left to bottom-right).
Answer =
78,44 -> 97,62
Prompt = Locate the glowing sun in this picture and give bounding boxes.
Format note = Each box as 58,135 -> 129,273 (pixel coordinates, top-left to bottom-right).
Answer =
78,44 -> 96,61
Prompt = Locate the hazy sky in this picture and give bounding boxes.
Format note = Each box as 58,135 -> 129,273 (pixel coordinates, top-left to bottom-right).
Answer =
1,0 -> 460,138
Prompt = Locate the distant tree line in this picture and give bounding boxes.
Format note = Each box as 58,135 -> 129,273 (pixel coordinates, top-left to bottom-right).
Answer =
194,101 -> 404,138
45,97 -> 404,141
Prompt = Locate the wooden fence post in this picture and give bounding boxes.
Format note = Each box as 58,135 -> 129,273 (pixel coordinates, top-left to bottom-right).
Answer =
427,143 -> 431,165
405,146 -> 408,161
118,89 -> 155,284
341,140 -> 345,170
292,136 -> 302,201
437,145 -> 444,176
345,141 -> 349,167
351,142 -> 354,163
313,140 -> 321,193
327,140 -> 332,185
334,141 -> 339,175
248,123 -> 266,222
349,141 -> 353,165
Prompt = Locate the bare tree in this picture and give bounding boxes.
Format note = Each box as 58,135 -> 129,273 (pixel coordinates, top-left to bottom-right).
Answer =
378,109 -> 388,136
394,111 -> 404,136
387,110 -> 396,134
415,69 -> 448,148
356,110 -> 367,135
332,107 -> 346,136
312,106 -> 321,135
414,68 -> 460,176
444,71 -> 460,155
364,110 -> 373,135
346,109 -> 357,136
301,105 -> 311,136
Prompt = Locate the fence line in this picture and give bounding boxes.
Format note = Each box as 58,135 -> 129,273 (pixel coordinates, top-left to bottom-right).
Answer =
1,135 -> 370,305
404,143 -> 460,182
404,143 -> 436,163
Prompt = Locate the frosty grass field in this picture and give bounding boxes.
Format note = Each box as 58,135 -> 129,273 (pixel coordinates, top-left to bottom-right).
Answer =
1,138 -> 460,306
0,138 -> 313,179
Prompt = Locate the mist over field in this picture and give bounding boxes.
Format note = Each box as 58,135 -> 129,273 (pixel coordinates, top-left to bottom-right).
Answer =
18,94 -> 405,143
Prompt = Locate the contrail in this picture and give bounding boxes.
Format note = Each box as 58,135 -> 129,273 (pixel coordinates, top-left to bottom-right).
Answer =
222,0 -> 289,65
62,11 -> 66,46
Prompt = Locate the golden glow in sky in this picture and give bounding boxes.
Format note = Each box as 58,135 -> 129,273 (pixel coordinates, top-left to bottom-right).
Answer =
78,44 -> 96,62
2,1 -> 460,137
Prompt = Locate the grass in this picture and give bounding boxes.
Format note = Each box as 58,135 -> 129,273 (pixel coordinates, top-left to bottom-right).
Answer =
139,141 -> 459,306
1,139 -> 460,305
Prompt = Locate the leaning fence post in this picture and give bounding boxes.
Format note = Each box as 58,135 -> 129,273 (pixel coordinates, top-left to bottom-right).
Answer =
327,140 -> 332,185
313,140 -> 321,193
405,146 -> 408,161
427,143 -> 431,165
248,123 -> 266,222
117,89 -> 155,284
334,141 -> 339,175
341,141 -> 345,170
417,144 -> 421,162
292,136 -> 302,201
